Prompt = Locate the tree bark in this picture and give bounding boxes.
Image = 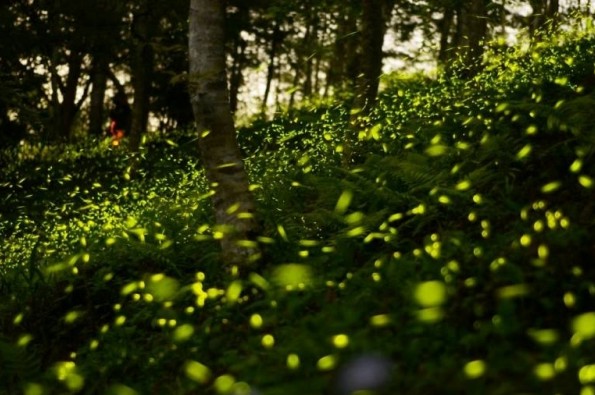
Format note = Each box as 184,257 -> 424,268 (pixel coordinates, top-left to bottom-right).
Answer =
530,0 -> 559,35
326,10 -> 359,96
89,56 -> 109,137
343,0 -> 393,166
129,4 -> 156,152
302,19 -> 316,98
261,22 -> 282,116
547,0 -> 559,19
227,5 -> 249,115
48,48 -> 62,142
451,0 -> 488,77
438,7 -> 454,64
357,0 -> 388,110
229,37 -> 246,114
61,53 -> 83,141
48,50 -> 84,141
529,0 -> 545,36
189,0 -> 260,271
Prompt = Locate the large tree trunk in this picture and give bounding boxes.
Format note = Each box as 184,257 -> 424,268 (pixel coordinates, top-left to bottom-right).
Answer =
189,0 -> 260,271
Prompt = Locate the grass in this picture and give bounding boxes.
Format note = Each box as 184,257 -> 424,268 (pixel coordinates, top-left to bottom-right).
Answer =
1,24 -> 595,395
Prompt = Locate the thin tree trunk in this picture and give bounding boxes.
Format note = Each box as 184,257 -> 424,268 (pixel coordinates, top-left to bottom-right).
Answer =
48,48 -> 62,142
129,5 -> 156,152
261,22 -> 281,116
129,45 -> 153,152
501,0 -> 507,36
228,5 -> 249,115
229,38 -> 246,114
47,50 -> 84,142
107,69 -> 127,98
546,0 -> 559,28
61,53 -> 83,141
89,56 -> 109,137
189,0 -> 260,271
288,65 -> 301,110
529,0 -> 543,36
313,48 -> 322,96
356,0 -> 389,110
344,0 -> 391,166
303,21 -> 315,98
313,12 -> 328,96
438,7 -> 454,64
327,11 -> 359,96
452,0 -> 488,77
529,0 -> 559,36
274,55 -> 283,111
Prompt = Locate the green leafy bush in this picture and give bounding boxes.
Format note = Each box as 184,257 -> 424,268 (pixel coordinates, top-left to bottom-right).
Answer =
1,22 -> 595,395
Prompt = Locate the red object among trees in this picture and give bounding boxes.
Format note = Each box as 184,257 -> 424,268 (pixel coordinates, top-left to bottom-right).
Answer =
107,93 -> 130,145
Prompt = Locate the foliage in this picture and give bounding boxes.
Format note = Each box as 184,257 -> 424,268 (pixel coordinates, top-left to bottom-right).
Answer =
1,24 -> 595,395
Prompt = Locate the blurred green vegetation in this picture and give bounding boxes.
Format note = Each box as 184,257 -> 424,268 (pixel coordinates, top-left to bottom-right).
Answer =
1,23 -> 595,395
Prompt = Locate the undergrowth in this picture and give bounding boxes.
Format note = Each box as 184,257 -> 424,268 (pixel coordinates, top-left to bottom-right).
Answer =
1,24 -> 595,395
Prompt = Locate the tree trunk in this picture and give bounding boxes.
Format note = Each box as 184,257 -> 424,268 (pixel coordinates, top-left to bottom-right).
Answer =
326,11 -> 359,96
48,50 -> 84,142
529,0 -> 545,36
189,0 -> 260,271
303,20 -> 316,98
48,48 -> 62,142
438,7 -> 454,64
546,0 -> 559,30
261,22 -> 282,116
108,69 -> 127,98
343,0 -> 393,166
229,37 -> 246,114
129,4 -> 156,152
61,53 -> 83,141
453,0 -> 488,77
501,0 -> 507,36
227,5 -> 249,115
547,0 -> 559,19
89,56 -> 109,137
313,46 -> 322,95
288,65 -> 301,110
529,0 -> 558,36
356,0 -> 388,110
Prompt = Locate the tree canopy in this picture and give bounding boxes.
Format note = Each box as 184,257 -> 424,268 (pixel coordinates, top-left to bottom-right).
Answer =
1,0 -> 591,146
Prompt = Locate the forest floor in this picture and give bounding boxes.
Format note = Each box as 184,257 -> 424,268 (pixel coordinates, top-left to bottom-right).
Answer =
1,26 -> 595,395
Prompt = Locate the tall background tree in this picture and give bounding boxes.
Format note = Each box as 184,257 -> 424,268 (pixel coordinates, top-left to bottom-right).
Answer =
1,0 -> 589,150
128,0 -> 159,152
529,0 -> 560,36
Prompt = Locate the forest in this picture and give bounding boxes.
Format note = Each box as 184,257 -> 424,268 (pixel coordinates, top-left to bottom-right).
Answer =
1,0 -> 595,394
